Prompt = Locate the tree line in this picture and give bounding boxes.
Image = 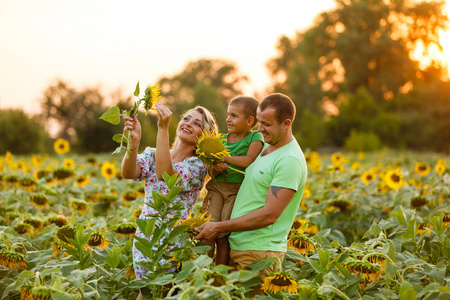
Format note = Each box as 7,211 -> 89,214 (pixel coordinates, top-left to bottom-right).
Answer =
1,0 -> 449,154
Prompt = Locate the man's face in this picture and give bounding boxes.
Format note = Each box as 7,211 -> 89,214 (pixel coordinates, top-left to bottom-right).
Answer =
256,107 -> 284,145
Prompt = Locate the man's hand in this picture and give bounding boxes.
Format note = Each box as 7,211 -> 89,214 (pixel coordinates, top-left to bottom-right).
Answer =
194,222 -> 220,240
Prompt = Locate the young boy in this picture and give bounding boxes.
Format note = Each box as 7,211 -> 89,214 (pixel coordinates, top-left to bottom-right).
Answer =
203,95 -> 264,265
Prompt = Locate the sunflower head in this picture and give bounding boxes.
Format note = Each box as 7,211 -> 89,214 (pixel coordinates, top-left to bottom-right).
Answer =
204,270 -> 227,287
76,175 -> 90,187
415,162 -> 430,176
410,196 -> 428,210
195,131 -> 230,165
443,212 -> 450,226
122,191 -> 138,202
101,161 -> 116,180
70,199 -> 89,215
19,283 -> 34,300
435,160 -> 446,175
115,222 -> 137,237
328,199 -> 353,211
52,167 -> 75,181
23,217 -> 45,232
99,194 -> 118,204
53,138 -> 70,155
417,222 -> 433,235
170,248 -> 196,269
46,215 -> 68,227
0,248 -> 28,270
361,171 -> 376,185
30,193 -> 49,209
14,223 -> 34,236
63,158 -> 75,169
344,257 -> 383,289
175,211 -> 211,235
384,170 -> 403,189
261,271 -> 298,295
56,226 -> 76,244
142,83 -> 161,114
288,230 -> 315,256
331,153 -> 347,165
19,176 -> 36,190
88,232 -> 108,249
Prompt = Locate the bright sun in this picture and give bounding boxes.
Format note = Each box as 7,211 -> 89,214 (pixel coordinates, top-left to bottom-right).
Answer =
410,2 -> 450,79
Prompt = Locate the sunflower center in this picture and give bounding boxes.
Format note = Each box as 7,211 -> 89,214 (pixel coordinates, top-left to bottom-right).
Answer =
271,275 -> 293,286
390,174 -> 400,182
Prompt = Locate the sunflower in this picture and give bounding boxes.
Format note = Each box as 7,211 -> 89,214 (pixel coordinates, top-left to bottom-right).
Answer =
23,217 -> 45,233
331,153 -> 347,165
53,138 -> 70,155
443,212 -> 450,226
415,162 -> 430,176
101,161 -> 116,180
287,230 -> 315,256
137,186 -> 145,197
170,248 -> 196,269
410,196 -> 428,210
327,199 -> 353,211
435,160 -> 446,175
0,248 -> 28,270
175,211 -> 211,235
361,171 -> 376,186
116,223 -> 136,237
19,283 -> 34,300
56,226 -> 76,245
122,191 -> 138,202
31,154 -> 43,168
367,254 -> 386,270
86,156 -> 97,165
261,271 -> 298,294
384,170 -> 403,189
31,286 -> 72,300
52,167 -> 75,182
19,176 -> 36,191
196,131 -> 230,165
76,175 -> 90,187
46,215 -> 68,227
204,270 -> 227,287
99,194 -> 119,204
5,151 -> 13,165
14,223 -> 34,236
417,222 -> 433,235
344,257 -> 383,289
142,83 -> 161,114
63,158 -> 75,169
30,193 -> 50,209
133,208 -> 142,218
125,265 -> 135,279
88,232 -> 108,249
33,169 -> 50,181
291,218 -> 318,235
70,199 -> 88,215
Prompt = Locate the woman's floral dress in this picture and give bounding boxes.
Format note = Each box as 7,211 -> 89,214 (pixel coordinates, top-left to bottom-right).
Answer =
132,147 -> 207,279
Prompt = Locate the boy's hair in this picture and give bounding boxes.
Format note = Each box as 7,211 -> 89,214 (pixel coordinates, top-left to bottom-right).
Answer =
229,96 -> 259,127
259,93 -> 296,124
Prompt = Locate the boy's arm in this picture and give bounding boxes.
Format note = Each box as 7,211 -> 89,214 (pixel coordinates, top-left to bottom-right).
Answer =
223,141 -> 263,168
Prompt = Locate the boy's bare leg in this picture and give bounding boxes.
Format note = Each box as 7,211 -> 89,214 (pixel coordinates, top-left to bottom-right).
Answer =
215,236 -> 230,265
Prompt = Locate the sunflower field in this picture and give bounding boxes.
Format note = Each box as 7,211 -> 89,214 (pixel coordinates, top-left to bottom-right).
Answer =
0,143 -> 449,299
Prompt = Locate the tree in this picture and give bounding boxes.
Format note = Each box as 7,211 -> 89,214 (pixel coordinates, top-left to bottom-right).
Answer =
267,0 -> 449,114
0,109 -> 49,154
158,58 -> 248,119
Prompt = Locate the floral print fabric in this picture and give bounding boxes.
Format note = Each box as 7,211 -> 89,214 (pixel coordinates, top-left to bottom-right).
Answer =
132,147 -> 207,279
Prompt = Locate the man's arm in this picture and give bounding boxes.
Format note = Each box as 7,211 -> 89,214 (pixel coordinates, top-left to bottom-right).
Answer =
195,186 -> 296,240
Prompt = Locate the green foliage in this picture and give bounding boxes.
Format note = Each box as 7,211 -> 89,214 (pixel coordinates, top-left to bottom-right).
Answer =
295,109 -> 329,150
0,109 -> 49,154
192,82 -> 227,132
344,130 -> 381,152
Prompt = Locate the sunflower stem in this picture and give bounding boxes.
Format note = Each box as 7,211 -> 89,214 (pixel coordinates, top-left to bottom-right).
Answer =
318,285 -> 350,300
227,166 -> 245,175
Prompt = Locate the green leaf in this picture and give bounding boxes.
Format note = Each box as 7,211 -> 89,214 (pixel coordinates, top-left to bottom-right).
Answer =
246,257 -> 279,272
148,274 -> 173,285
99,106 -> 121,125
192,255 -> 213,269
318,248 -> 329,270
191,245 -> 211,255
306,257 -> 325,273
399,281 -> 417,300
112,134 -> 124,144
144,218 -> 157,237
169,225 -> 188,242
112,146 -> 123,155
134,81 -> 140,97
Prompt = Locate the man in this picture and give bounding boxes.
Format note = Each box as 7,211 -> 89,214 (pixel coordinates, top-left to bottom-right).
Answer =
195,93 -> 307,287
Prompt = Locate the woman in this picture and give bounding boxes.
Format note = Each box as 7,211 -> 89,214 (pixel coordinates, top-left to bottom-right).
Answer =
122,103 -> 218,295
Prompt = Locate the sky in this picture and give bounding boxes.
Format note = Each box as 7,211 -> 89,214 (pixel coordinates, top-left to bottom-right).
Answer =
0,1 -> 449,116
0,0 -> 337,114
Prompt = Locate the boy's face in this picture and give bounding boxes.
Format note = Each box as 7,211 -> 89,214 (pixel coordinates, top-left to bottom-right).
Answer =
226,104 -> 251,134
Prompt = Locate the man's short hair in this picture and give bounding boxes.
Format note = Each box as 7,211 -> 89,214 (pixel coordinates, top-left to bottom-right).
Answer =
229,96 -> 259,127
259,93 -> 296,124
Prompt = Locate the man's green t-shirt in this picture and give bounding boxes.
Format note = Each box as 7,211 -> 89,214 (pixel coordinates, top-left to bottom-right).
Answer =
229,139 -> 307,252
216,131 -> 264,183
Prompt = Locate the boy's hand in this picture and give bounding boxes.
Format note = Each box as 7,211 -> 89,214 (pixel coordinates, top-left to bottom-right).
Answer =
212,161 -> 228,173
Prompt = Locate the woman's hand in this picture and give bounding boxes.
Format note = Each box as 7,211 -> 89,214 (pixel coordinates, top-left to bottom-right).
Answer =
123,115 -> 141,149
154,103 -> 172,129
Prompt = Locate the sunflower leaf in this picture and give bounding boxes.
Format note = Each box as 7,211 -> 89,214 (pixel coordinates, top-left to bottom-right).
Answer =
112,146 -> 123,155
112,134 -> 124,144
99,106 -> 121,125
134,81 -> 140,97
